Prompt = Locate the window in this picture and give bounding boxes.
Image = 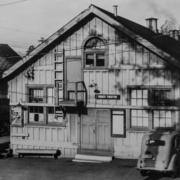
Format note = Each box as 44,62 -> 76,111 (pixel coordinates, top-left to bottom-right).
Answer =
131,109 -> 149,128
29,88 -> 43,103
48,107 -> 63,123
111,110 -> 125,137
153,110 -> 172,128
27,85 -> 64,125
29,106 -> 44,123
129,87 -> 173,107
153,89 -> 171,106
131,89 -> 148,106
146,140 -> 165,146
84,37 -> 107,68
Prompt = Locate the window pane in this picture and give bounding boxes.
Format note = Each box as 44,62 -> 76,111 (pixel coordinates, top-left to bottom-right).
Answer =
143,99 -> 148,106
160,118 -> 166,127
137,99 -> 142,106
86,54 -> 94,67
137,118 -> 142,126
96,54 -> 105,67
143,118 -> 149,126
131,117 -> 137,126
137,90 -> 142,98
166,118 -> 171,127
154,118 -> 160,127
143,90 -> 148,98
47,88 -> 54,104
29,88 -> 43,103
131,90 -> 136,98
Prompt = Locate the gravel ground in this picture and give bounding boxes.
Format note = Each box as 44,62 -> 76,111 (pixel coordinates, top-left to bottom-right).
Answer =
0,157 -> 179,180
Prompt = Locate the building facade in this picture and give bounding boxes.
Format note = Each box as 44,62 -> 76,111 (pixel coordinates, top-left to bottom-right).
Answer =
2,5 -> 180,159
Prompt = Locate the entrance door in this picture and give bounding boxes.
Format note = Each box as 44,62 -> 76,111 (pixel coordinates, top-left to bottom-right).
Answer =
81,109 -> 111,150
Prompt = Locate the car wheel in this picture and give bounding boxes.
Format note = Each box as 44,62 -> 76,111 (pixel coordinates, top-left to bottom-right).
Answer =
171,163 -> 178,178
140,170 -> 147,176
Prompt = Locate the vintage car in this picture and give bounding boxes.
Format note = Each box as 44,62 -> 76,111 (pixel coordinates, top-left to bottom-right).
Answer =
137,130 -> 180,178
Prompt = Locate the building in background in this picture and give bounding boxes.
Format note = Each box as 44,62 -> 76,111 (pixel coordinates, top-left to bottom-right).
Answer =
0,44 -> 21,135
1,4 -> 180,160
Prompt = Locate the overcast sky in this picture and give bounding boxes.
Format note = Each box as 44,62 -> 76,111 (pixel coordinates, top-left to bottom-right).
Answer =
0,0 -> 180,55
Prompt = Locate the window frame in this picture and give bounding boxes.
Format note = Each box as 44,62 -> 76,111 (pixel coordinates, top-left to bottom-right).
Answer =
26,85 -> 65,126
127,85 -> 175,131
83,36 -> 108,69
111,110 -> 126,137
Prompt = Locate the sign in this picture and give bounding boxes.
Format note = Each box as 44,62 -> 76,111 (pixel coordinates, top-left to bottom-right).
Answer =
11,106 -> 23,126
95,94 -> 120,100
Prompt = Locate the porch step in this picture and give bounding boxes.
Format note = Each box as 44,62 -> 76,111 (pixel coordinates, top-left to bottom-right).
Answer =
77,149 -> 114,157
72,159 -> 102,163
73,154 -> 112,163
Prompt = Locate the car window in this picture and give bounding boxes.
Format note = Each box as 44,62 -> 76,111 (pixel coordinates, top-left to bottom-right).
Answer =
146,140 -> 165,146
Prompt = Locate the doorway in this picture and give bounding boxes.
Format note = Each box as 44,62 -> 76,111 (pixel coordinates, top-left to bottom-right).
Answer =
81,109 -> 112,151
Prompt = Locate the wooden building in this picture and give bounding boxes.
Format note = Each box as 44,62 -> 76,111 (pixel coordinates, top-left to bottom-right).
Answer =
0,44 -> 21,135
2,5 -> 180,160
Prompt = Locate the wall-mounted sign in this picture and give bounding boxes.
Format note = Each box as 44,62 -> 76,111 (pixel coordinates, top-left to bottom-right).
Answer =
11,106 -> 23,126
95,94 -> 120,100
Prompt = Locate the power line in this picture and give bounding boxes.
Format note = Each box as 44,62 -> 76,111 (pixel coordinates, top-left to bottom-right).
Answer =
0,0 -> 27,7
0,26 -> 49,36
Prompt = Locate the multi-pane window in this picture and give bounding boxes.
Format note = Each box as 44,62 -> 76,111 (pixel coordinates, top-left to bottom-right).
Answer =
85,53 -> 105,67
84,37 -> 107,68
29,88 -> 43,103
131,109 -> 149,127
27,85 -> 63,125
29,106 -> 44,123
153,90 -> 171,106
153,110 -> 172,128
48,107 -> 63,123
131,89 -> 148,106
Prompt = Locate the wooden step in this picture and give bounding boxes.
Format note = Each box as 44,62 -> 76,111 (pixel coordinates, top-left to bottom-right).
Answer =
77,149 -> 114,157
72,159 -> 102,163
74,154 -> 112,163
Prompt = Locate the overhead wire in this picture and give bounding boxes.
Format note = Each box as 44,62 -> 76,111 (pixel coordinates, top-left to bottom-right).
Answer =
0,0 -> 27,7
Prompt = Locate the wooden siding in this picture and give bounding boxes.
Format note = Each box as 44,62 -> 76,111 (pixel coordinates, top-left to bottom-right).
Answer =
11,117 -> 78,157
7,15 -> 180,159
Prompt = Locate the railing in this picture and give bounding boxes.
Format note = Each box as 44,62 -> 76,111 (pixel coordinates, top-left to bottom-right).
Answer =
57,81 -> 87,106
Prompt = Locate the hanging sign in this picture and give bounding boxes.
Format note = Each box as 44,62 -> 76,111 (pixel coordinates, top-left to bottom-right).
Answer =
95,94 -> 120,100
11,106 -> 23,126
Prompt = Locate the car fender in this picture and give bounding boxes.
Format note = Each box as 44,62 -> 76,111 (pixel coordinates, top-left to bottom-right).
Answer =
167,154 -> 178,171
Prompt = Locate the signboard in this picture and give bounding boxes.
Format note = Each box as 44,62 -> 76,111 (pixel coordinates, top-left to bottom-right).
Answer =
11,106 -> 23,126
95,94 -> 120,100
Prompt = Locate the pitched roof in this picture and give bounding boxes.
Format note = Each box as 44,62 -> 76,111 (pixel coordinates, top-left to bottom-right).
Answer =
1,4 -> 180,82
0,44 -> 21,72
94,5 -> 180,64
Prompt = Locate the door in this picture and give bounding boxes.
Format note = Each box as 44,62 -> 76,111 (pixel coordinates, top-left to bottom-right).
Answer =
65,58 -> 82,99
81,109 -> 111,150
96,110 -> 111,150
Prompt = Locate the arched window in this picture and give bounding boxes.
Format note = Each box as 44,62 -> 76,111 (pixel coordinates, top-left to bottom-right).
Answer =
84,37 -> 107,68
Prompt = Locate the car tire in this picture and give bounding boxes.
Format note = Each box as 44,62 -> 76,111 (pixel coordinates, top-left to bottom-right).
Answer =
140,170 -> 147,176
171,162 -> 178,178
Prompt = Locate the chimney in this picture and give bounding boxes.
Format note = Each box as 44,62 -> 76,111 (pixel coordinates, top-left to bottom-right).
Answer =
146,18 -> 158,33
169,30 -> 179,40
113,5 -> 118,17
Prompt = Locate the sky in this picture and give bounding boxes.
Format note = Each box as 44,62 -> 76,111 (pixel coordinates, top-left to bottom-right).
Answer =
0,0 -> 180,56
